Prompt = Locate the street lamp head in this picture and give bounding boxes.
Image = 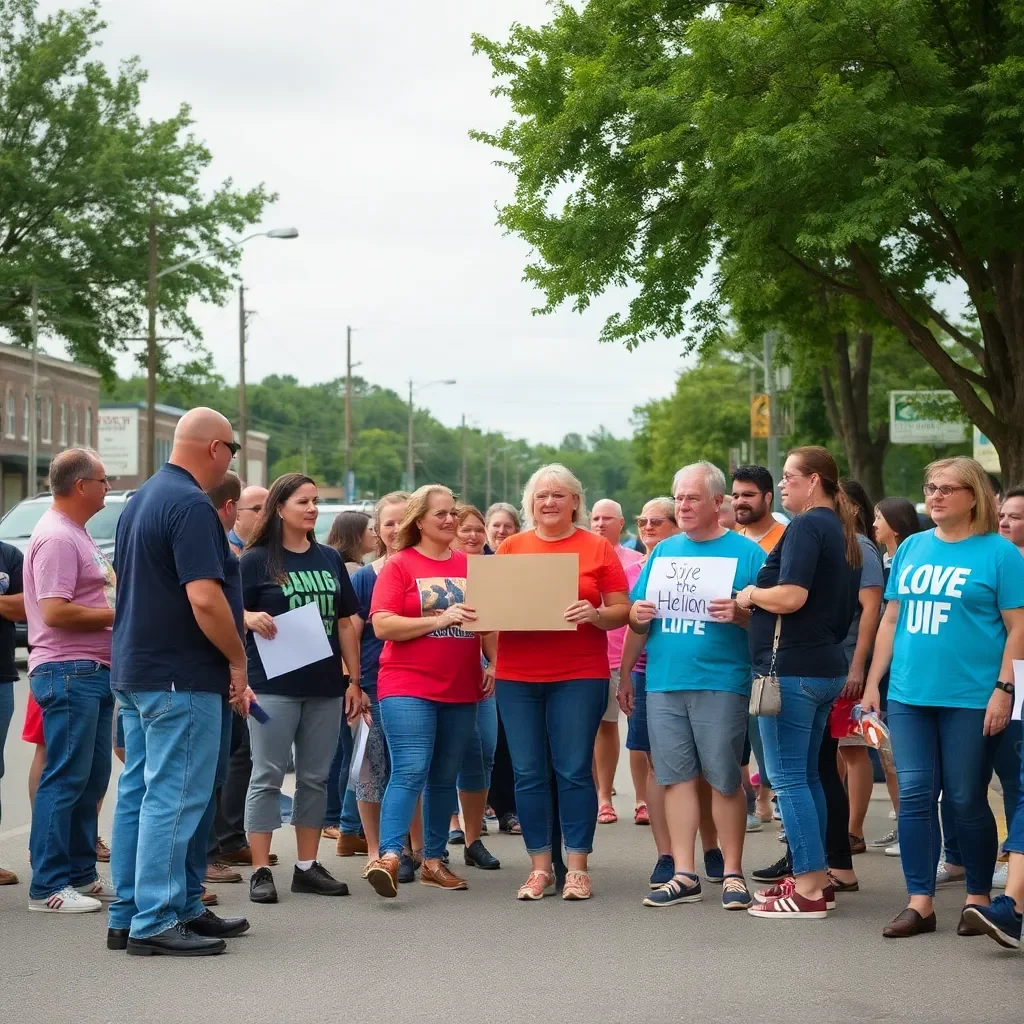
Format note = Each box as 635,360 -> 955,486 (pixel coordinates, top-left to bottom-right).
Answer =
266,227 -> 299,239
441,379 -> 456,385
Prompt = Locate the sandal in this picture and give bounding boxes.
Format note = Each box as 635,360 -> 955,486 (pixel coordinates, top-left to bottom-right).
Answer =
517,870 -> 554,900
598,804 -> 618,824
562,870 -> 592,900
499,813 -> 522,835
634,803 -> 649,826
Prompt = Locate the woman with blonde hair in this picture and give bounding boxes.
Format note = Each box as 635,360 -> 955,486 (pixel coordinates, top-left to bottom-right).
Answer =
862,457 -> 1024,938
364,486 -> 495,898
494,464 -> 630,901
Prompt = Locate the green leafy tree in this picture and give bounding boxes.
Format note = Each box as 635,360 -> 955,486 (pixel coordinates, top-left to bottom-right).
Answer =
473,0 -> 1024,480
0,0 -> 273,378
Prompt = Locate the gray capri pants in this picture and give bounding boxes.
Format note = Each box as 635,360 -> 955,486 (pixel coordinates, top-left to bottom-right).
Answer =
245,694 -> 344,833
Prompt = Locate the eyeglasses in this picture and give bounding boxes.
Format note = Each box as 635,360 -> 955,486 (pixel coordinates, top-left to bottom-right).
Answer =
781,472 -> 806,483
238,504 -> 263,513
636,516 -> 669,528
81,476 -> 109,487
217,440 -> 242,456
923,483 -> 971,498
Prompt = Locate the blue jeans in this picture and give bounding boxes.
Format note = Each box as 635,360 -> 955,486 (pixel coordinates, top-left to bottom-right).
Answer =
625,671 -> 649,752
0,681 -> 13,829
495,678 -> 607,856
888,700 -> 997,897
109,690 -> 221,938
379,697 -> 477,860
457,694 -> 497,794
324,718 -> 363,833
757,675 -> 846,876
748,714 -> 770,789
27,662 -> 113,898
185,697 -> 232,913
1005,731 -> 1024,855
941,719 -> 1021,864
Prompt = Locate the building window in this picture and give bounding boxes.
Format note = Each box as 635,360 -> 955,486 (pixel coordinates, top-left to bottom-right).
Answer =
84,405 -> 92,447
154,437 -> 172,468
42,397 -> 52,443
59,402 -> 68,446
70,406 -> 79,446
22,394 -> 29,440
5,389 -> 13,439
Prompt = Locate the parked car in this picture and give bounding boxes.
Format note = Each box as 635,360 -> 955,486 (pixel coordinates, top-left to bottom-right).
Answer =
313,502 -> 374,545
0,490 -> 135,647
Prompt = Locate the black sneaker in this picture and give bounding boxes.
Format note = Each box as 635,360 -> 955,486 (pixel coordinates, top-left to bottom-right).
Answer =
752,854 -> 792,883
249,866 -> 278,904
398,853 -> 418,884
291,861 -> 349,897
464,839 -> 501,870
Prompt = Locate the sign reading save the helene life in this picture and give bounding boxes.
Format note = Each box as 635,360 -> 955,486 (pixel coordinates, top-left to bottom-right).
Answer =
644,557 -> 738,621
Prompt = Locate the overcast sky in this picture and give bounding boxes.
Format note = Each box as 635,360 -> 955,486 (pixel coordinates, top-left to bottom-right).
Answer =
33,0 -> 693,446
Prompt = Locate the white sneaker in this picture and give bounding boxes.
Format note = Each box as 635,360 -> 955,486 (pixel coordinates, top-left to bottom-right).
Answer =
76,876 -> 116,902
936,864 -> 966,886
746,814 -> 763,833
888,809 -> 897,820
29,886 -> 102,913
993,863 -> 1009,889
884,842 -> 900,857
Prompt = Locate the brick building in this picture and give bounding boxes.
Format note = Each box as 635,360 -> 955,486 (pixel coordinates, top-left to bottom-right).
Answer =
0,341 -> 101,514
99,402 -> 269,489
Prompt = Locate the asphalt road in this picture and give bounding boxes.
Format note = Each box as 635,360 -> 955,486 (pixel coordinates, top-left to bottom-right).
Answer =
1,675 -> 1021,1024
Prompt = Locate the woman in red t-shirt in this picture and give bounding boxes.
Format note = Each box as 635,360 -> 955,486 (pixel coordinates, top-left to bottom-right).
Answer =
364,485 -> 495,898
495,464 -> 629,902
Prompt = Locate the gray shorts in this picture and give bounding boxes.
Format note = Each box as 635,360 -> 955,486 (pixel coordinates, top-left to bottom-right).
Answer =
647,689 -> 748,795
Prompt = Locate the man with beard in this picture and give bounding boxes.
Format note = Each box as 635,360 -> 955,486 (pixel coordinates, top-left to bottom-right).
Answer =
732,466 -> 786,555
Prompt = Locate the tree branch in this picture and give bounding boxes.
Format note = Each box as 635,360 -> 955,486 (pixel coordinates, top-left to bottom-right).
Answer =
777,246 -> 866,298
923,303 -> 986,366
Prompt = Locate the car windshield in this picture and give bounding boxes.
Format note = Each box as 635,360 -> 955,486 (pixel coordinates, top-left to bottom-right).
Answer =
0,500 -> 125,543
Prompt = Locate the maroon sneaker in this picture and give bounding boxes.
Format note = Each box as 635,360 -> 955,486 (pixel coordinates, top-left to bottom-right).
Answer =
754,877 -> 835,910
747,884 -> 828,919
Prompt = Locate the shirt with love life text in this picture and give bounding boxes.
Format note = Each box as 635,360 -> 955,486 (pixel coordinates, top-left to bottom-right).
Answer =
885,529 -> 1024,709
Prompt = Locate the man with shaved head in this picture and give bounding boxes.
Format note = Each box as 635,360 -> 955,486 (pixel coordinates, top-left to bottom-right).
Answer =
590,498 -> 643,824
108,407 -> 251,957
229,484 -> 268,555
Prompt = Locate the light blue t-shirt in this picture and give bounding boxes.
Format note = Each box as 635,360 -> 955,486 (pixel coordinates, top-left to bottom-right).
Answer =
886,530 -> 1024,709
631,530 -> 766,695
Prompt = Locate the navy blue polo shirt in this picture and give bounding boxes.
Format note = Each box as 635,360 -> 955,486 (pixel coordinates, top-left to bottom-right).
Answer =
111,463 -> 232,695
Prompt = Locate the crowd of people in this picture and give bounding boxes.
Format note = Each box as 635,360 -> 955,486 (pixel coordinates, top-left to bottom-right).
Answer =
1,405 -> 1023,957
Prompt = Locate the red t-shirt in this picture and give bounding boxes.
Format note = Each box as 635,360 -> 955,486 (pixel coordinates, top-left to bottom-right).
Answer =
370,547 -> 483,703
494,528 -> 629,683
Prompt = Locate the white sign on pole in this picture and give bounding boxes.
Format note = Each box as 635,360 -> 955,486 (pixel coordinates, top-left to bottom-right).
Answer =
973,427 -> 1001,474
889,391 -> 967,445
644,556 -> 737,621
97,408 -> 140,477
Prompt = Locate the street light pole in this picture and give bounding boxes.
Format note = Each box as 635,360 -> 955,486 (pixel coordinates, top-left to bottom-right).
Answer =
407,378 -> 415,492
145,200 -> 159,479
763,330 -> 782,504
345,326 -> 353,489
238,284 -> 248,477
485,436 -> 492,509
28,283 -> 39,494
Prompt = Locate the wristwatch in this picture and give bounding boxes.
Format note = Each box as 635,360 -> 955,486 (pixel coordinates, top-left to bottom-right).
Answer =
995,680 -> 1015,696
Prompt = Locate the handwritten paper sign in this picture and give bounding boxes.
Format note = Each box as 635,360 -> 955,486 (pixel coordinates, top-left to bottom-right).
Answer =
644,556 -> 738,621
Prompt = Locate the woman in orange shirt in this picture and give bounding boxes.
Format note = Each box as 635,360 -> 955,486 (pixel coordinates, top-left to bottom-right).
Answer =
495,464 -> 629,902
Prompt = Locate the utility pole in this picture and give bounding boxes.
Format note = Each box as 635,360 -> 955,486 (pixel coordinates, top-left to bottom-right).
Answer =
406,379 -> 415,492
763,330 -> 781,505
144,200 -> 159,480
28,284 -> 39,494
345,326 -> 353,486
238,284 -> 248,478
460,414 -> 467,498
301,433 -> 308,475
749,365 -> 757,466
514,459 -> 522,501
485,436 -> 492,509
503,447 -> 509,503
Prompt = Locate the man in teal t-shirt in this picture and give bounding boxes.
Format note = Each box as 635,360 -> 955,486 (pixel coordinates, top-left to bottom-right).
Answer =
629,462 -> 765,911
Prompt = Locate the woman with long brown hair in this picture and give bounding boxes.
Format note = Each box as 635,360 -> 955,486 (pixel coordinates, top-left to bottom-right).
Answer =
241,474 -> 364,905
736,446 -> 861,920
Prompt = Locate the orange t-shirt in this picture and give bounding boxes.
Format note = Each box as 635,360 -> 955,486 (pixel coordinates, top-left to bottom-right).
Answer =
739,520 -> 787,554
494,528 -> 629,683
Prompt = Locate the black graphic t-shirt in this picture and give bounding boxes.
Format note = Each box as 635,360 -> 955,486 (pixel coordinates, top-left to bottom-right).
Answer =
241,542 -> 358,697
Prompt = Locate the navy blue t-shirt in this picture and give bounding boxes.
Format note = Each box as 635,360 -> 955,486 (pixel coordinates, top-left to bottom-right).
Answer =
111,464 -> 232,695
748,507 -> 858,678
0,541 -> 23,682
350,563 -> 383,690
224,546 -> 243,637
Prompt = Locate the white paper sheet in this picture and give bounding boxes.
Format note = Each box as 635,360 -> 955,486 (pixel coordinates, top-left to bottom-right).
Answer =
347,718 -> 370,791
1012,660 -> 1024,721
252,600 -> 334,680
644,555 -> 738,621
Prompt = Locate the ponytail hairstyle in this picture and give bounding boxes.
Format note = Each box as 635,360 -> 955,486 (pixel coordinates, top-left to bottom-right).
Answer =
788,446 -> 863,568
840,478 -> 875,542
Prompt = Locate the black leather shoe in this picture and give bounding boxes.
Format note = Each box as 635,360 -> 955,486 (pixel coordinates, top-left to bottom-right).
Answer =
464,839 -> 501,870
957,907 -> 984,936
249,866 -> 278,904
291,861 -> 349,896
187,908 -> 250,939
107,928 -> 129,951
126,922 -> 226,957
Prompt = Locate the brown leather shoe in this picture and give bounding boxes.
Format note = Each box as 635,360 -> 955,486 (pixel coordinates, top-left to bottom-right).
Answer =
957,906 -> 984,936
420,861 -> 469,891
366,854 -> 400,898
336,833 -> 368,857
96,837 -> 111,863
882,908 -> 937,938
200,887 -> 219,907
322,826 -> 341,841
0,867 -> 19,885
848,833 -> 867,855
205,862 -> 243,884
219,848 -> 278,867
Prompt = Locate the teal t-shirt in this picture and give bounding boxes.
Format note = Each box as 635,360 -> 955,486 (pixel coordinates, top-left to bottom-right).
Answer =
886,530 -> 1024,709
631,531 -> 766,695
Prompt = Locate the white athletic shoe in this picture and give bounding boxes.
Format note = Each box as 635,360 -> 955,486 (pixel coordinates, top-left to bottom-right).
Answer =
76,876 -> 116,902
936,864 -> 966,886
746,814 -> 763,833
993,863 -> 1009,890
29,886 -> 102,913
884,842 -> 900,857
888,809 -> 897,820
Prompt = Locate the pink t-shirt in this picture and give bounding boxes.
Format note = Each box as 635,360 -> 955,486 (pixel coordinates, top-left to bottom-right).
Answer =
606,553 -> 646,671
24,508 -> 116,671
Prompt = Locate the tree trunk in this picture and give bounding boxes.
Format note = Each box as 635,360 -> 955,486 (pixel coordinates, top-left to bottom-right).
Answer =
820,329 -> 889,502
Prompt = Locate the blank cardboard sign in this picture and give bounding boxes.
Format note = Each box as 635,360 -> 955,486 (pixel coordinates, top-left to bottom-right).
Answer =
466,553 -> 579,632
